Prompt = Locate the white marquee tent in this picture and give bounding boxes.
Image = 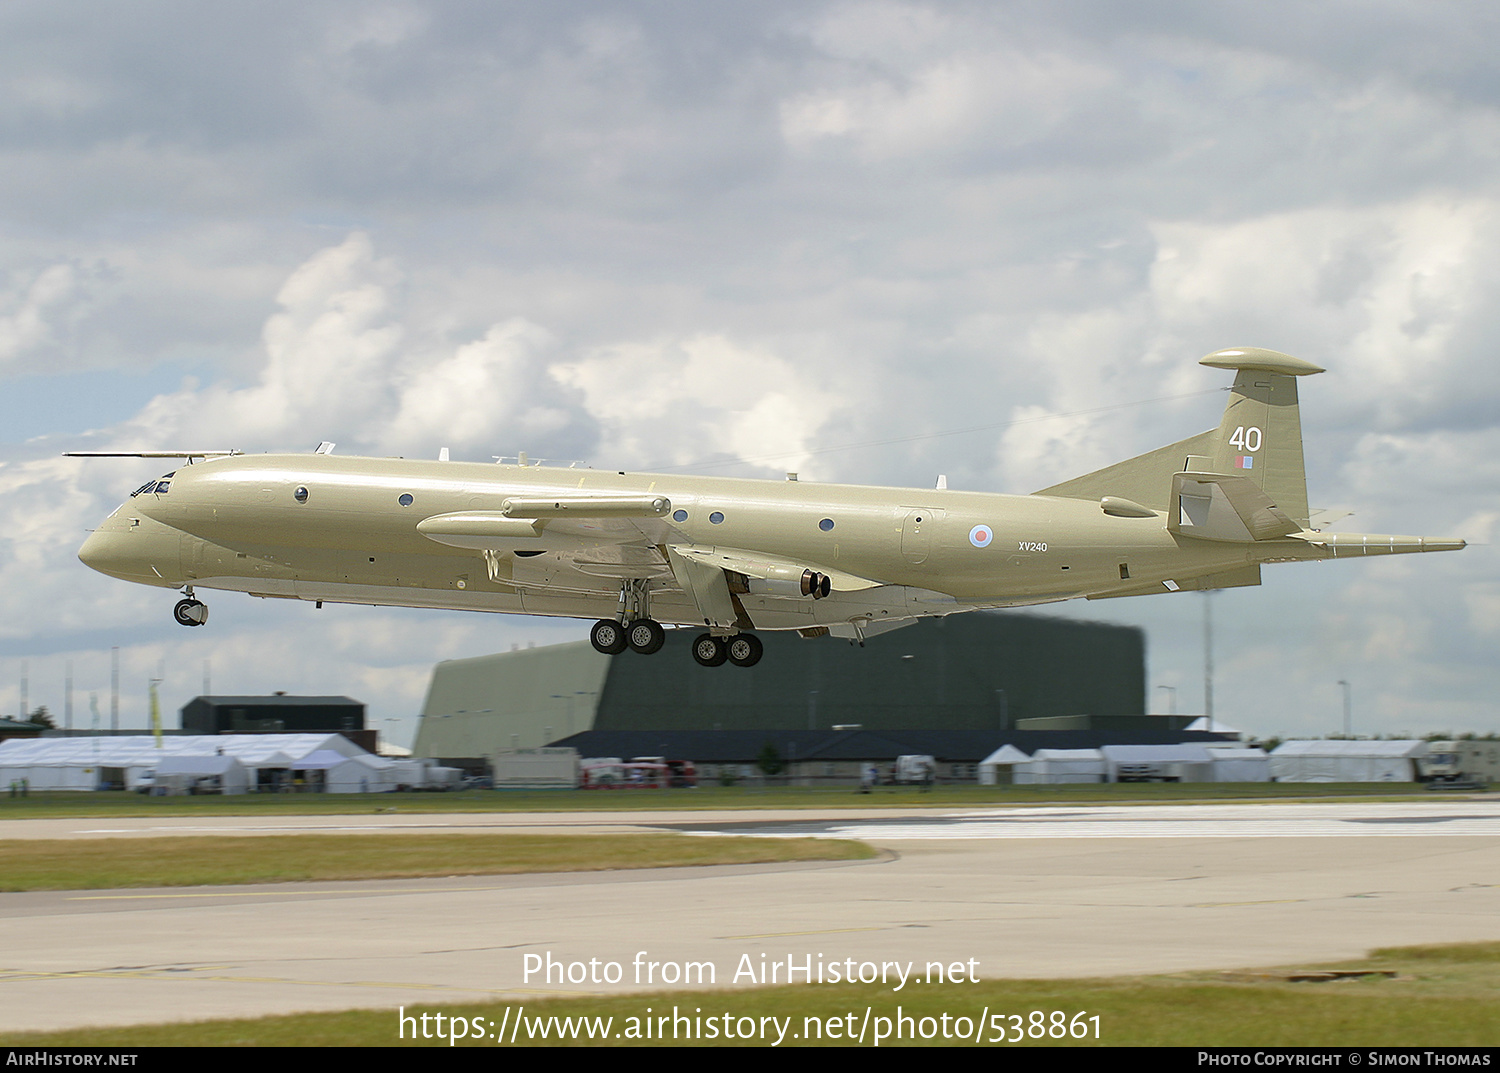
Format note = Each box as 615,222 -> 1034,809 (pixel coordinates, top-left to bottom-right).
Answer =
1268,740 -> 1428,783
0,733 -> 395,793
1206,746 -> 1270,782
977,744 -> 1031,785
1012,748 -> 1105,784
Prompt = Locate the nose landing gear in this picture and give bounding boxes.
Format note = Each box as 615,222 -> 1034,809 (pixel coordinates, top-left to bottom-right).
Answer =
173,588 -> 208,627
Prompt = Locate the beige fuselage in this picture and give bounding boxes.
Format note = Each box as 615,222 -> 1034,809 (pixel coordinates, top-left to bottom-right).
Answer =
78,452 -> 1328,633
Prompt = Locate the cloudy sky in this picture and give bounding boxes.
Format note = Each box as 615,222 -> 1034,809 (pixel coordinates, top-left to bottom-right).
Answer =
2,1 -> 1495,744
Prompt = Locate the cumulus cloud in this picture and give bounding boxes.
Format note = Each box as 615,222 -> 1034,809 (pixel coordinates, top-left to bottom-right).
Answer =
89,233 -> 596,461
554,334 -> 843,475
0,263 -> 82,371
1,3 -> 1497,740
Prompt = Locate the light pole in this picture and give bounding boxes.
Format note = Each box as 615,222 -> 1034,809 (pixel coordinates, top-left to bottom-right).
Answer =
1203,591 -> 1216,726
1338,679 -> 1351,737
1157,685 -> 1176,716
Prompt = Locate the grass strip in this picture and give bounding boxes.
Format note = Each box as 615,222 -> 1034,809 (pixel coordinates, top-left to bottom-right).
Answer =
0,832 -> 875,891
4,942 -> 1498,1047
0,781 -> 1434,819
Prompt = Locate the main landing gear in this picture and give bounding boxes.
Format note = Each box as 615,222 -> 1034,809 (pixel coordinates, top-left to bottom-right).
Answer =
692,632 -> 763,668
173,588 -> 208,627
589,616 -> 667,655
591,619 -> 762,666
590,578 -> 667,657
588,579 -> 762,666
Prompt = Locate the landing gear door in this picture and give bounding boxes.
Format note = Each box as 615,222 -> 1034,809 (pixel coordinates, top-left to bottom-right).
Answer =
663,545 -> 740,629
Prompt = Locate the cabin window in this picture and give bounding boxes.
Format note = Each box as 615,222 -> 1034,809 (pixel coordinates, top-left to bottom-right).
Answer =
398,493 -> 414,506
709,511 -> 724,524
672,509 -> 688,522
294,486 -> 309,503
819,518 -> 835,532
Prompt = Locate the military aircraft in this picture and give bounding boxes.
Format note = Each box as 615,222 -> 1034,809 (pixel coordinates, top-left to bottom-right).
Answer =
74,348 -> 1464,668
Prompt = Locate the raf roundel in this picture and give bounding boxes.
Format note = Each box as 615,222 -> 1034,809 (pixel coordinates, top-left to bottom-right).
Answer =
969,524 -> 993,549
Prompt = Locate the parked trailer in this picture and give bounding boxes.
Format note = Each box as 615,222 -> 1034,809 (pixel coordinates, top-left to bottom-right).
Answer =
492,748 -> 580,790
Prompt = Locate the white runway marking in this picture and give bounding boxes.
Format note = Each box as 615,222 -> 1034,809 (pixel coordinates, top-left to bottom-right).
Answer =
708,802 -> 1500,840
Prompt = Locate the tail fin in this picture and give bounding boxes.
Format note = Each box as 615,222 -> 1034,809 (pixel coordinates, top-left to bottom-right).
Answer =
1197,347 -> 1323,528
1034,347 -> 1323,519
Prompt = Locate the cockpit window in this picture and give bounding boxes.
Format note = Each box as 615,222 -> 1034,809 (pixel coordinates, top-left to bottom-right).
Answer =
130,471 -> 176,497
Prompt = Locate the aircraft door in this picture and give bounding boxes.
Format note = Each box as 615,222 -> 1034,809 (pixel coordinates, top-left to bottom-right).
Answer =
901,508 -> 939,564
178,533 -> 206,580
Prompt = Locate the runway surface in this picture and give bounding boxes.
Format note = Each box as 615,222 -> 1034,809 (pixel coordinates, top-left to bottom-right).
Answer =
3,799 -> 1500,1033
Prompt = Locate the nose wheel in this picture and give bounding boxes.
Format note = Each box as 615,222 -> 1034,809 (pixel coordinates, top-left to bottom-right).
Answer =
173,598 -> 208,627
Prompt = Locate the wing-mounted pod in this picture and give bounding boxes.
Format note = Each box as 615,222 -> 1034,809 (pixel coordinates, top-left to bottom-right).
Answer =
417,495 -> 673,553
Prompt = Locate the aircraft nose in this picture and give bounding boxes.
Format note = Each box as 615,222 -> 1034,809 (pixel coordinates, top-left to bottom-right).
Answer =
78,524 -> 172,583
78,528 -> 131,579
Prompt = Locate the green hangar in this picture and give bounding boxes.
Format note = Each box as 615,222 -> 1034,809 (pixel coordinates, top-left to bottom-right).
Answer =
413,612 -> 1150,762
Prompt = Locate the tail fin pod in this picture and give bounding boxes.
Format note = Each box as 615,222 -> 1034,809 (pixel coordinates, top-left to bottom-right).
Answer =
1198,347 -> 1324,529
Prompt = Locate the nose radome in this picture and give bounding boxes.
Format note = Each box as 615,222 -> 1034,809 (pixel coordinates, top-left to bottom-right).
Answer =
77,523 -> 180,584
78,528 -> 134,580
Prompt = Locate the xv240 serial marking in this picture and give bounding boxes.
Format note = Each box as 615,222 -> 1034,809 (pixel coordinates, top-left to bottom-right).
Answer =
74,348 -> 1464,668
